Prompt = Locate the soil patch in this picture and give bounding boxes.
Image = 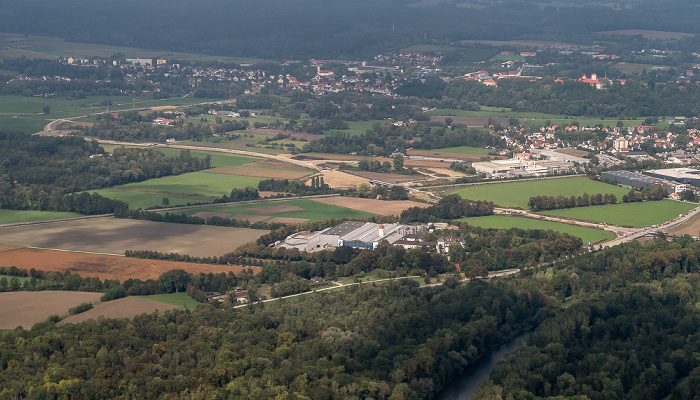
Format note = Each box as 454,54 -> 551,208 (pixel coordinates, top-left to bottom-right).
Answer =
554,148 -> 590,157
191,211 -> 234,219
267,217 -> 309,224
345,171 -> 425,183
311,197 -> 429,216
231,214 -> 270,223
245,159 -> 314,171
249,204 -> 304,214
318,170 -> 369,188
0,248 -> 258,282
0,218 -> 267,257
0,291 -> 103,329
667,210 -> 700,236
246,128 -> 325,141
60,297 -> 178,324
203,166 -> 309,179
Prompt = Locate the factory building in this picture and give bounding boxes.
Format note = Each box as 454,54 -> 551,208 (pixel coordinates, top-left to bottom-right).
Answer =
281,221 -> 426,252
600,170 -> 688,194
644,168 -> 700,189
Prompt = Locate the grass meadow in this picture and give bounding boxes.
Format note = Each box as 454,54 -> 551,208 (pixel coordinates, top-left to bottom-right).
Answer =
458,215 -> 615,244
89,189 -> 206,210
167,198 -> 375,222
448,177 -> 630,209
137,293 -> 202,311
0,210 -> 83,224
119,172 -> 264,197
540,200 -> 697,227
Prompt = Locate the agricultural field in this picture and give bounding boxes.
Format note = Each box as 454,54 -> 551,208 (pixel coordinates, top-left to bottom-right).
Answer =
322,120 -> 389,137
118,171 -> 265,197
458,215 -> 615,244
89,188 -> 208,210
138,293 -> 203,311
0,218 -> 267,257
312,197 -> 430,216
154,148 -> 258,168
0,291 -> 103,329
428,146 -> 492,155
169,198 -> 375,222
541,200 -> 697,227
0,247 -> 258,281
448,177 -> 630,209
667,208 -> 700,237
59,296 -> 179,324
0,210 -> 82,225
177,136 -> 294,155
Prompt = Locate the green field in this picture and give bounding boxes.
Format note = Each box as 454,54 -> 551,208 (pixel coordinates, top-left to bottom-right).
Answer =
166,198 -> 375,222
120,171 -> 264,197
323,120 -> 389,137
0,210 -> 82,225
155,148 -> 258,168
90,188 -> 206,210
137,293 -> 202,311
0,275 -> 31,284
448,177 -> 630,209
540,200 -> 697,227
0,94 -> 224,133
431,146 -> 491,155
459,215 -> 615,244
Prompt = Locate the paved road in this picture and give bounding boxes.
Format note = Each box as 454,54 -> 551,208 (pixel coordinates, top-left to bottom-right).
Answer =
600,203 -> 700,248
494,207 -> 633,235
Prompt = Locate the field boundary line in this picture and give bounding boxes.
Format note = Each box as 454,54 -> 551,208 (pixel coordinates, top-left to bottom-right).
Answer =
152,193 -> 341,212
24,246 -> 125,257
0,214 -> 114,228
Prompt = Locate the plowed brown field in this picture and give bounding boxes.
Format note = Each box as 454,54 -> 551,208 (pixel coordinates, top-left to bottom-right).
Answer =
0,248 -> 258,281
0,291 -> 103,329
60,297 -> 178,324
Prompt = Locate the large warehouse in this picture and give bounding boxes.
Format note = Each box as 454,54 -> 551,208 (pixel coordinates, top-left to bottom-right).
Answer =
644,168 -> 700,188
600,170 -> 688,194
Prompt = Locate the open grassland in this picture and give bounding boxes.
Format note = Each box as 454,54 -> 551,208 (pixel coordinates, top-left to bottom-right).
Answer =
0,210 -> 82,225
0,247 -> 258,281
59,296 -> 179,324
541,201 -> 697,227
169,198 -> 375,222
428,146 -> 491,155
154,148 -> 257,168
448,177 -> 630,209
0,291 -> 103,329
458,215 -> 615,244
0,218 -> 267,257
0,32 -> 262,63
322,120 -> 389,137
0,94 -> 223,133
90,188 -> 207,210
137,293 -> 203,311
119,171 -> 265,197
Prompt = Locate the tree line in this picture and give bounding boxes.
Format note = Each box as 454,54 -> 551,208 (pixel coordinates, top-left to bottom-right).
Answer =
528,192 -> 619,211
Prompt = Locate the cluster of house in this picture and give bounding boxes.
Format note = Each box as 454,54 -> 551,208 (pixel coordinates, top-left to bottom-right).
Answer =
280,221 -> 463,255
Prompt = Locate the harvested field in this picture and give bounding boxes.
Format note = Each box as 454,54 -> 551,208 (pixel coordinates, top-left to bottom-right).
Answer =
248,204 -> 304,214
245,159 -> 314,171
311,197 -> 429,216
319,170 -> 369,188
555,148 -> 590,157
60,297 -> 178,324
268,217 -> 309,224
0,218 -> 267,257
231,214 -> 269,223
245,128 -> 325,141
667,209 -> 700,236
430,115 -> 510,127
405,159 -> 456,168
346,171 -> 425,183
407,149 -> 485,162
0,291 -> 103,329
424,168 -> 466,178
191,211 -> 234,219
203,166 -> 309,179
0,248 -> 258,282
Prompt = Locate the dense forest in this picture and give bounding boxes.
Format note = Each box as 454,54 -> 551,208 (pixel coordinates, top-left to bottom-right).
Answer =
1,0 -> 699,60
0,133 -> 209,212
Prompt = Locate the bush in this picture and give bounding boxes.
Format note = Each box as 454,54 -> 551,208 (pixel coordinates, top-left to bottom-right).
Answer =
101,286 -> 127,301
68,302 -> 93,315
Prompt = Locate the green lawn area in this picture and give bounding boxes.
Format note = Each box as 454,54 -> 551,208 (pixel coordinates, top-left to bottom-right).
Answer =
0,210 -> 82,224
540,200 -> 697,227
0,275 -> 31,284
137,293 -> 202,311
459,215 -> 615,244
323,120 -> 388,137
178,137 -> 289,155
166,198 -> 375,222
430,146 -> 491,155
155,148 -> 258,168
119,171 -> 264,197
448,177 -> 630,209
89,188 -> 206,210
0,329 -> 14,335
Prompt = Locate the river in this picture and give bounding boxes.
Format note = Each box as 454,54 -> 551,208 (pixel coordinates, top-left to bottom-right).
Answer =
436,332 -> 531,400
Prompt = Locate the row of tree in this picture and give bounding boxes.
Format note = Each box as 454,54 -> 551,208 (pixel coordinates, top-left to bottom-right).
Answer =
528,192 -> 619,211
